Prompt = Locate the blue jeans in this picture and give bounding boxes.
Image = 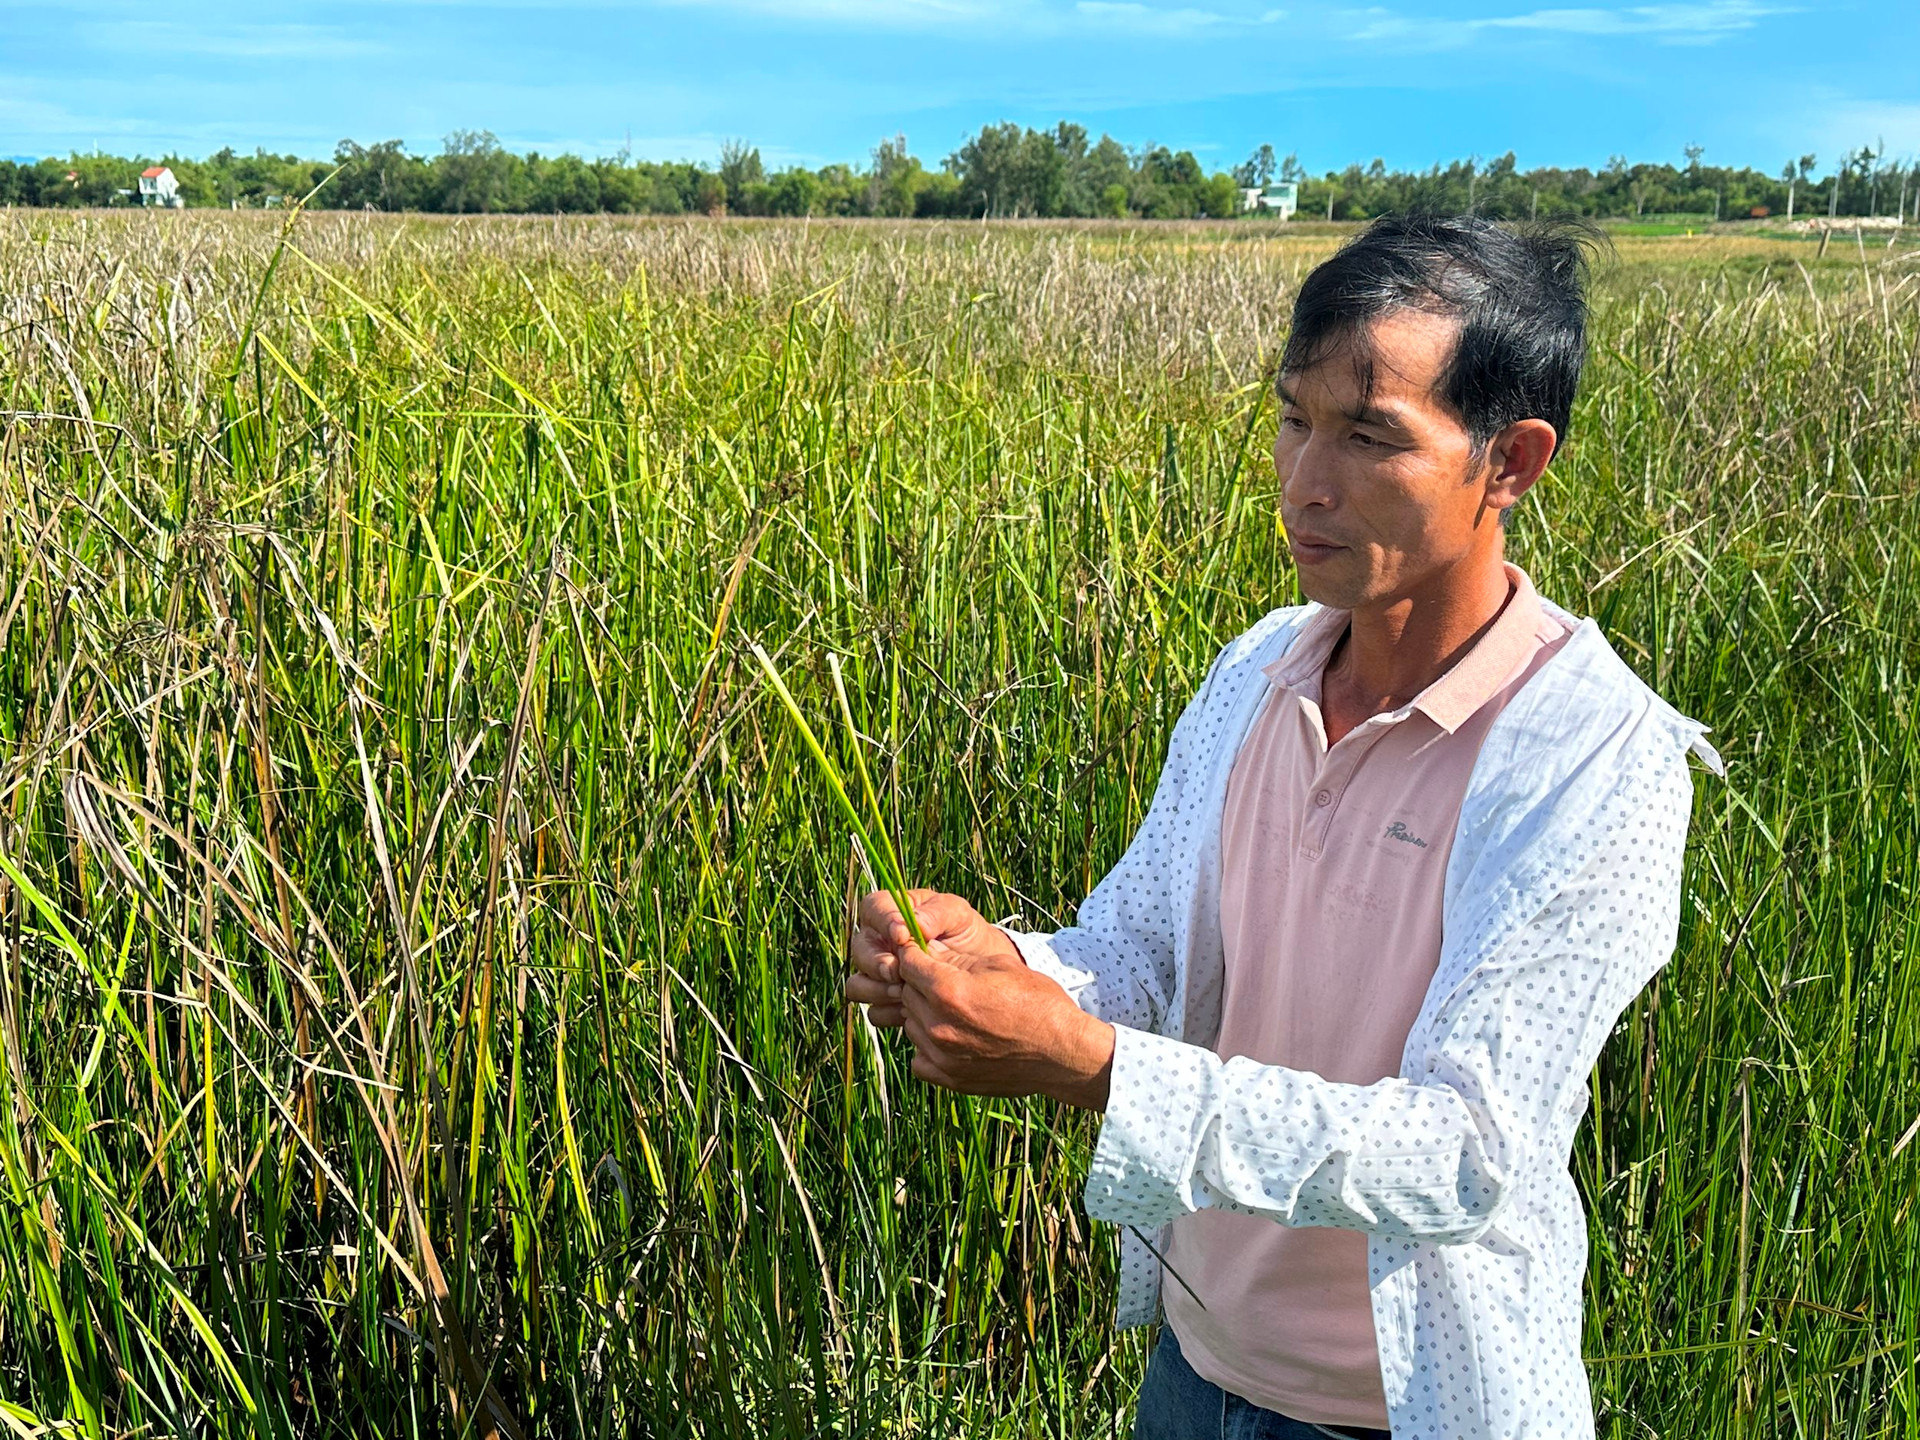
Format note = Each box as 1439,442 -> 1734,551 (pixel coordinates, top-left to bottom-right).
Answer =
1132,1326 -> 1392,1440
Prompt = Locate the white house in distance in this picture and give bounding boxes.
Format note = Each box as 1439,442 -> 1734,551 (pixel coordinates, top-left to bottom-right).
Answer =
1241,181 -> 1298,219
138,166 -> 183,208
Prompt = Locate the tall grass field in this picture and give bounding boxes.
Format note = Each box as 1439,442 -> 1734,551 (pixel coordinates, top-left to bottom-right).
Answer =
1,211 -> 1916,1438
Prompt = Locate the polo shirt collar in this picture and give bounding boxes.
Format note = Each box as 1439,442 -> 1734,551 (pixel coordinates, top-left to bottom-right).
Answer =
1259,562 -> 1548,735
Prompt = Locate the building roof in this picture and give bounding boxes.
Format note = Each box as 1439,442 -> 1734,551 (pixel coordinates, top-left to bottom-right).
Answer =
141,166 -> 170,179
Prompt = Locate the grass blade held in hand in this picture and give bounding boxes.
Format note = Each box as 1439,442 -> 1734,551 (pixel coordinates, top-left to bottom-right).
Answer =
750,642 -> 929,951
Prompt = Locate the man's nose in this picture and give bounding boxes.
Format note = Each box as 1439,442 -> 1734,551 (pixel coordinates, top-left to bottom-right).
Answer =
1281,433 -> 1339,511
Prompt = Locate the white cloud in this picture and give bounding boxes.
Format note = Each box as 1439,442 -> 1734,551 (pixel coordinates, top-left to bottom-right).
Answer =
1077,2 -> 1224,32
355,0 -> 1005,23
649,0 -> 1283,35
1075,0 -> 1287,34
1346,0 -> 1784,49
642,0 -> 1001,23
99,21 -> 387,60
652,0 -> 1286,34
1484,1 -> 1782,40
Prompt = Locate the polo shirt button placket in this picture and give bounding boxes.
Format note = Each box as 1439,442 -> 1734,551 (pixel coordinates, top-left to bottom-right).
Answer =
1304,781 -> 1339,859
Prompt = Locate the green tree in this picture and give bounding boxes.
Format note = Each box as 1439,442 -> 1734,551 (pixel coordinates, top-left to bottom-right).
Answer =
594,158 -> 644,214
913,169 -> 963,217
646,169 -> 689,215
719,140 -> 766,212
437,130 -> 513,213
1014,127 -> 1068,216
530,153 -> 599,213
334,140 -> 428,210
1199,172 -> 1242,219
0,130 -> 1877,222
1232,143 -> 1276,189
949,122 -> 1023,217
1086,135 -> 1133,213
1050,122 -> 1098,215
25,158 -> 82,207
868,134 -> 927,217
814,163 -> 860,216
768,168 -> 820,216
1136,145 -> 1205,218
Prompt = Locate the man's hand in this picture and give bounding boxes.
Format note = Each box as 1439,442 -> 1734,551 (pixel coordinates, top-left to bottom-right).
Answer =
846,888 -> 1017,1023
844,888 -> 1114,1111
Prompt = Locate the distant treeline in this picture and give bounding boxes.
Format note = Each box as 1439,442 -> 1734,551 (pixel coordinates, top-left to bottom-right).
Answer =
6,125 -> 1915,222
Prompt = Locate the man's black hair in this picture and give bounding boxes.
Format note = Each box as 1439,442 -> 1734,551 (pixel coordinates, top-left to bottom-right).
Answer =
1280,212 -> 1601,459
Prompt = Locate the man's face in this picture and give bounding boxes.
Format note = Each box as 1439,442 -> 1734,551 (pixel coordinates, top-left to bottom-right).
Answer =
1274,309 -> 1503,613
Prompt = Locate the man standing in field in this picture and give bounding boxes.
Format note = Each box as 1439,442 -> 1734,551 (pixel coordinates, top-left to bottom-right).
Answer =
846,214 -> 1719,1440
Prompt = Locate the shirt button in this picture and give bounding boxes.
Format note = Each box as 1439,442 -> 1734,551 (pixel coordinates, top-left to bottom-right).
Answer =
1314,789 -> 1333,807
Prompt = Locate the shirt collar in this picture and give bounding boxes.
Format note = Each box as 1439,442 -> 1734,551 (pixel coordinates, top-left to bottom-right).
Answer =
1260,562 -> 1551,735
1261,603 -> 1352,696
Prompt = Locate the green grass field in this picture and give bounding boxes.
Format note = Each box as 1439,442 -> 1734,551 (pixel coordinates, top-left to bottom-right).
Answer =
1,212 -> 1916,1438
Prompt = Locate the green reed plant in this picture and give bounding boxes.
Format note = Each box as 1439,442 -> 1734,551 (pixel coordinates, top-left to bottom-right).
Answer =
750,645 -> 928,951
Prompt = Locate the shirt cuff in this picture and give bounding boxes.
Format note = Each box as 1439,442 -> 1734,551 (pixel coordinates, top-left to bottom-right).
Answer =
996,926 -> 1082,994
1082,1024 -> 1217,1229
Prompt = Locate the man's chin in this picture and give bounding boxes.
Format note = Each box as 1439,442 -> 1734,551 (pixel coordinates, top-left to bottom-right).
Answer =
1293,569 -> 1367,612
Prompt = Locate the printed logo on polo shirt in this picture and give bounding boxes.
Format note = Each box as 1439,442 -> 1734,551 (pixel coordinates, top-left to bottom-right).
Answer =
1384,821 -> 1429,848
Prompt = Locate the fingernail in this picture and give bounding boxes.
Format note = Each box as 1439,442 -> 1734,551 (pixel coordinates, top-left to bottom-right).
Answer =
886,983 -> 902,998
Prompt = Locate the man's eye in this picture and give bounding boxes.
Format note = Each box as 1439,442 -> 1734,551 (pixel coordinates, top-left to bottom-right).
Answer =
1282,414 -> 1308,431
1351,431 -> 1378,447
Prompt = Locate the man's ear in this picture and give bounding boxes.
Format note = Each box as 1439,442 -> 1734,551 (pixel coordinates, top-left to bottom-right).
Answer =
1484,418 -> 1557,517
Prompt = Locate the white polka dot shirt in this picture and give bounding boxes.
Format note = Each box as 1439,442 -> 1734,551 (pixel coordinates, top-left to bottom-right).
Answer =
1004,599 -> 1721,1440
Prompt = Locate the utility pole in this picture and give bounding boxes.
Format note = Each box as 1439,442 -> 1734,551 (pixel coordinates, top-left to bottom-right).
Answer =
1786,175 -> 1795,221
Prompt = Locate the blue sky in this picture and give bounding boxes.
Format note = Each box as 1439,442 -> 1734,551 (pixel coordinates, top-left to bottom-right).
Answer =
3,1 -> 1915,174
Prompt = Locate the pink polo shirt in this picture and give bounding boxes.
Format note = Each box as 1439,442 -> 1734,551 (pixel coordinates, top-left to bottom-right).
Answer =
1159,562 -> 1574,1430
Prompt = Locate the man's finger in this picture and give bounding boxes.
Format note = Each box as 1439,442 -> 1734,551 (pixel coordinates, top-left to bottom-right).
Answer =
910,1050 -> 957,1090
848,931 -> 899,983
864,1002 -> 905,1029
897,888 -> 945,939
898,983 -> 959,1055
884,889 -> 947,949
898,998 -> 939,1054
857,889 -> 902,937
895,945 -> 950,996
844,972 -> 902,1006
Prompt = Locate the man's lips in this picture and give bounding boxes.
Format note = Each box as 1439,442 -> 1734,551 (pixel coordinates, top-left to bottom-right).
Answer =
1287,532 -> 1348,565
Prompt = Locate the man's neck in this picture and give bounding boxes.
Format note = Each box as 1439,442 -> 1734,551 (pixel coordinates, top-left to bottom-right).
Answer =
1324,555 -> 1515,724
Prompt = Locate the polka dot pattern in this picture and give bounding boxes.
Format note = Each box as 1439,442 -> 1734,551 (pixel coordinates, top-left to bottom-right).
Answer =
1005,598 -> 1717,1439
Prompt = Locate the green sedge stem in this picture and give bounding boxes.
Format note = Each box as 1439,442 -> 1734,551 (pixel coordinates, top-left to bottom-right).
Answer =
826,651 -> 921,939
750,644 -> 929,951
